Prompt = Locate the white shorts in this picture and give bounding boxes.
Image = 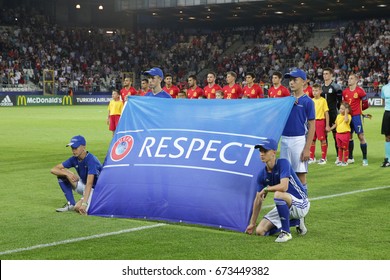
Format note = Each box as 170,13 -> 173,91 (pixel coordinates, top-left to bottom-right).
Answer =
75,181 -> 85,195
264,194 -> 310,229
280,135 -> 308,173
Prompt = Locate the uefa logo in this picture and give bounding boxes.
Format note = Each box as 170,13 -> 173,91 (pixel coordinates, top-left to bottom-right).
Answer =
110,135 -> 134,162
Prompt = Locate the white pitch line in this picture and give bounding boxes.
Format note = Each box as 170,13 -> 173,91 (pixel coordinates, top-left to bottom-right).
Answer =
309,185 -> 390,201
0,223 -> 166,256
1,186 -> 389,256
261,185 -> 390,209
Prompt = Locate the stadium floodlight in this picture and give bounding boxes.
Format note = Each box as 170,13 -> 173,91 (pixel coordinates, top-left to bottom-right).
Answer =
98,5 -> 103,10
76,4 -> 81,9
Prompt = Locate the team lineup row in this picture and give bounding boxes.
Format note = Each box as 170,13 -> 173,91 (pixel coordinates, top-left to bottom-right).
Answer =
53,66 -> 390,244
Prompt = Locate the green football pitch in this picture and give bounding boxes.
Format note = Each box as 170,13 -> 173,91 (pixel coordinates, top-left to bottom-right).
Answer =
0,105 -> 389,260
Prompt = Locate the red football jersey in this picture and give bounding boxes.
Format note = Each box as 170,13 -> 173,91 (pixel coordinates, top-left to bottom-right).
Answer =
222,84 -> 242,99
268,85 -> 290,98
138,89 -> 151,96
187,86 -> 205,99
304,85 -> 313,98
120,87 -> 137,102
163,85 -> 180,99
342,86 -> 367,116
242,84 -> 264,98
204,84 -> 222,99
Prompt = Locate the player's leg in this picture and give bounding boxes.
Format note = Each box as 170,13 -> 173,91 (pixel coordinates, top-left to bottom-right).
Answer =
309,138 -> 316,163
348,123 -> 354,163
336,134 -> 343,165
55,176 -> 77,211
256,218 -> 276,236
290,196 -> 310,236
309,126 -> 318,163
317,119 -> 327,164
358,132 -> 368,165
282,136 -> 308,191
320,139 -> 328,163
384,135 -> 390,167
274,191 -> 292,233
352,115 -> 367,165
381,111 -> 390,166
342,133 -> 350,165
273,192 -> 293,242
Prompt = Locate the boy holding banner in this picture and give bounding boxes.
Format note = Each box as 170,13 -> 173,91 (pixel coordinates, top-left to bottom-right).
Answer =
246,138 -> 310,243
51,135 -> 102,215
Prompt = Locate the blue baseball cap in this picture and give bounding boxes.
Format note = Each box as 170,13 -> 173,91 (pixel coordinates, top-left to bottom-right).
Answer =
254,138 -> 278,151
143,67 -> 164,79
284,68 -> 307,81
66,135 -> 86,148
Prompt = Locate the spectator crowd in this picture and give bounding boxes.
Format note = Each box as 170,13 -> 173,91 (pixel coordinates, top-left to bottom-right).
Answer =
0,6 -> 389,95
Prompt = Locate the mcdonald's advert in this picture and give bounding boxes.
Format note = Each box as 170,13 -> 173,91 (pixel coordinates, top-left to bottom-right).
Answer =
12,95 -> 73,106
1,94 -> 112,106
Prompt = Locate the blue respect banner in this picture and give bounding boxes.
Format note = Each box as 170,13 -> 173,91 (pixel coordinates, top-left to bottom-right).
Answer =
89,96 -> 295,232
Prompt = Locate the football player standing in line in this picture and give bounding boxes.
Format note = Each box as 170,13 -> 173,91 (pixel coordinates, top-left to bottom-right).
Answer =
222,71 -> 242,99
322,68 -> 343,159
138,78 -> 150,96
268,71 -> 290,98
203,71 -> 222,99
342,73 -> 369,166
242,72 -> 264,99
187,75 -> 205,99
163,73 -> 180,99
120,76 -> 137,102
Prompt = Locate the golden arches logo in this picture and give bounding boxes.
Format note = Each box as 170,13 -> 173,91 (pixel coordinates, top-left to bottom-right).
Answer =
17,95 -> 27,106
62,95 -> 73,105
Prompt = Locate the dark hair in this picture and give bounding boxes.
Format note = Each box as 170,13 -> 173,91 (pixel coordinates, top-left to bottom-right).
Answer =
323,67 -> 334,74
188,75 -> 197,81
165,73 -> 173,78
272,71 -> 282,79
207,71 -> 216,77
246,72 -> 256,79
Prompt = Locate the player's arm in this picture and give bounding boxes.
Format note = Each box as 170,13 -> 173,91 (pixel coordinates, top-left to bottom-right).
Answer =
344,108 -> 350,123
329,122 -> 337,131
302,119 -> 315,161
246,191 -> 264,234
265,178 -> 289,193
51,163 -> 79,183
77,174 -> 95,216
325,110 -> 330,132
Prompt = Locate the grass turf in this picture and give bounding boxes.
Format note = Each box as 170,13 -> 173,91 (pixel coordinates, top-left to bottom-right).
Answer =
0,105 -> 389,260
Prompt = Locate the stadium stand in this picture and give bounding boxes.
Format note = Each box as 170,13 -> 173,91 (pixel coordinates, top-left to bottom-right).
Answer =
0,4 -> 389,94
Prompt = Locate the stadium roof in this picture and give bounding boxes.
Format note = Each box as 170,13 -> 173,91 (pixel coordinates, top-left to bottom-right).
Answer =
126,0 -> 390,26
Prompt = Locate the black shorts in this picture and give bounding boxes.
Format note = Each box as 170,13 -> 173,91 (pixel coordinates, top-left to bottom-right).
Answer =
381,110 -> 390,136
329,110 -> 338,126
